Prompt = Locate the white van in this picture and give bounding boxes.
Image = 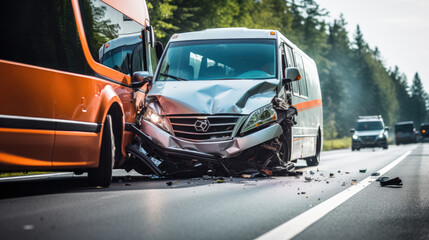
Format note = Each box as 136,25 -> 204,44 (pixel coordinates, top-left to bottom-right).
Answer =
136,28 -> 323,174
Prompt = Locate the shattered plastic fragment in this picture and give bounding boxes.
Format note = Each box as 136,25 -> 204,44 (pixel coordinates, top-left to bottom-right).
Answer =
301,192 -> 306,194
376,177 -> 389,182
359,169 -> 367,173
216,178 -> 226,183
309,171 -> 315,175
261,169 -> 273,176
371,172 -> 381,176
305,176 -> 312,182
380,177 -> 403,187
341,182 -> 346,186
345,171 -> 350,174
329,173 -> 334,177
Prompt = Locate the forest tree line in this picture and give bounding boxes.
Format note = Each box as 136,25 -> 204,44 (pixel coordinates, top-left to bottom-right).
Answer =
147,0 -> 428,139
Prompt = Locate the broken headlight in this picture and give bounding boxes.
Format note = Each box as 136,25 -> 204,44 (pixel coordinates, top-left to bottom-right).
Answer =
241,104 -> 277,133
143,107 -> 169,132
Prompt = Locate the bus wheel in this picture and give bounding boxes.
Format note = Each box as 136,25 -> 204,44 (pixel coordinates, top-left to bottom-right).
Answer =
88,115 -> 115,187
306,133 -> 321,166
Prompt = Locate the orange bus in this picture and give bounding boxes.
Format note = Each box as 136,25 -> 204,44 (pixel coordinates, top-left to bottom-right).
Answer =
0,0 -> 157,187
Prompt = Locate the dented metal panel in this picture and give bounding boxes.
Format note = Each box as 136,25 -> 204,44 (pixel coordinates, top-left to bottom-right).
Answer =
148,79 -> 279,115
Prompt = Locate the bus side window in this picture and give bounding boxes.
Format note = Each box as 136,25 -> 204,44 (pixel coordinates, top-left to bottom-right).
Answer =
294,52 -> 308,97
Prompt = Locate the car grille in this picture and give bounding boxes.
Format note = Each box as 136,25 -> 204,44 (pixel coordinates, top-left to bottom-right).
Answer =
361,136 -> 377,143
167,115 -> 241,141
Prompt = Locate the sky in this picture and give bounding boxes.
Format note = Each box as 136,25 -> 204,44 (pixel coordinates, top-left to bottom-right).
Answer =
316,0 -> 429,91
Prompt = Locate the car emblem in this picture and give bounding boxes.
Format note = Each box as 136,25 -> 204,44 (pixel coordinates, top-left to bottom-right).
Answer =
194,119 -> 210,132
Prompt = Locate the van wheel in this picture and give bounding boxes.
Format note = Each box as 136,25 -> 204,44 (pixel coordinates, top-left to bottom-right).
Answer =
88,115 -> 115,187
306,133 -> 321,166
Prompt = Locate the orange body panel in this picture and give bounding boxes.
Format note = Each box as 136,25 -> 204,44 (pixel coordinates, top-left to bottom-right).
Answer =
0,128 -> 54,170
0,0 -> 151,171
0,60 -> 55,118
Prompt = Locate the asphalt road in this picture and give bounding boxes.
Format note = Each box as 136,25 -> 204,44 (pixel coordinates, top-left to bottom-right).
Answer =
0,143 -> 428,240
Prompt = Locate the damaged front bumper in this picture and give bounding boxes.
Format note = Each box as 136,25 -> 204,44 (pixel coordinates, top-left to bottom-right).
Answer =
140,120 -> 283,160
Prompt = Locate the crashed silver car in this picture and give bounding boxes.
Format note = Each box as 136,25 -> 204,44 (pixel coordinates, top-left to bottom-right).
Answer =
128,28 -> 323,176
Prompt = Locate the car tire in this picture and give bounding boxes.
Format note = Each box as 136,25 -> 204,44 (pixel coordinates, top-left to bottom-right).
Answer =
306,133 -> 321,166
88,115 -> 115,187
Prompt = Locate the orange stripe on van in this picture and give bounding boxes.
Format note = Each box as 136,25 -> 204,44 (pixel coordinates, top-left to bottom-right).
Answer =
293,99 -> 322,112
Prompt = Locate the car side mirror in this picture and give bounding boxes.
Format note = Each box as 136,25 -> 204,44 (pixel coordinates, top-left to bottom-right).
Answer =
350,128 -> 355,133
155,41 -> 164,60
131,71 -> 152,89
282,67 -> 301,85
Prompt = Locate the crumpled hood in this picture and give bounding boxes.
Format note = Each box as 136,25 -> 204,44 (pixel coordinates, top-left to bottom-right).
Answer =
355,130 -> 384,136
147,79 -> 279,115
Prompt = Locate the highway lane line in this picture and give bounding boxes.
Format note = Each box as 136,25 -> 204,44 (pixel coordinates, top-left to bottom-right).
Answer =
255,148 -> 414,240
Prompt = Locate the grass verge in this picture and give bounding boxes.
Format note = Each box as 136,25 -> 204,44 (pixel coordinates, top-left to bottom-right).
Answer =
323,137 -> 351,151
0,172 -> 53,178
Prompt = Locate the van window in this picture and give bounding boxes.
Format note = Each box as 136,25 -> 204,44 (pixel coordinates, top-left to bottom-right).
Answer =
158,39 -> 277,81
294,52 -> 308,97
79,0 -> 147,75
0,1 -> 90,75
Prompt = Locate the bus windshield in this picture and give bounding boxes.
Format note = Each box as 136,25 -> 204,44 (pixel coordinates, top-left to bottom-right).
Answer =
157,39 -> 277,81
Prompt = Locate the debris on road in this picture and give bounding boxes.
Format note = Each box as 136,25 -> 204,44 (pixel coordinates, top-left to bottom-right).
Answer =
376,177 -> 389,182
380,177 -> 403,187
371,172 -> 381,176
329,173 -> 334,178
341,182 -> 346,186
166,181 -> 173,186
359,169 -> 367,173
304,176 -> 312,182
345,171 -> 350,174
216,178 -> 225,183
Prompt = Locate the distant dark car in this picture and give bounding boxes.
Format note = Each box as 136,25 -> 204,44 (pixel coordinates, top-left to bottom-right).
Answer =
395,121 -> 417,144
351,115 -> 389,151
420,123 -> 429,141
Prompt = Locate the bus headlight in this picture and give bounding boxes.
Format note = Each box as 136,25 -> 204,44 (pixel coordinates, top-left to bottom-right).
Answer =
241,104 -> 277,133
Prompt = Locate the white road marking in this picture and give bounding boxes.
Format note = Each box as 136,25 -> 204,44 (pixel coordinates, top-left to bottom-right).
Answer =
255,149 -> 414,240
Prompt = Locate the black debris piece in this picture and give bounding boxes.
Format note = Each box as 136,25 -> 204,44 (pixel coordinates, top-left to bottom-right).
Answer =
305,176 -> 312,182
371,172 -> 381,176
124,183 -> 131,186
380,177 -> 403,187
376,177 -> 389,182
345,171 -> 350,174
338,170 -> 341,173
329,173 -> 334,177
301,192 -> 306,194
359,169 -> 367,173
166,181 -> 173,186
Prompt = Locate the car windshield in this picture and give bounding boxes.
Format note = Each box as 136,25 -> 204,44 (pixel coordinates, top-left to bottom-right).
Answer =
395,124 -> 413,133
356,121 -> 383,131
157,39 -> 277,81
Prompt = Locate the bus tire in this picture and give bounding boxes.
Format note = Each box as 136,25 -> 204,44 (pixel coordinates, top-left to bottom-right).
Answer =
88,115 -> 115,187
